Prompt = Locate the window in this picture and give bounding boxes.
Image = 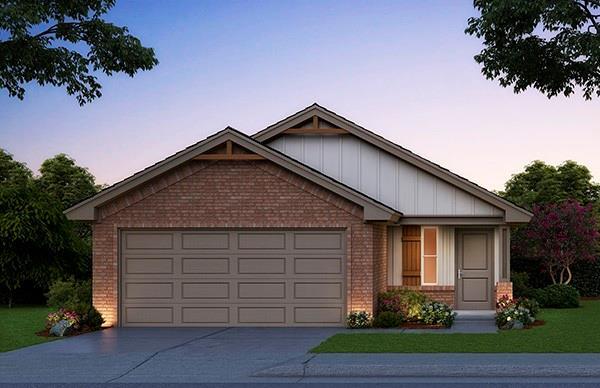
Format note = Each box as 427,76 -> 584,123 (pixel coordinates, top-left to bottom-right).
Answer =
422,227 -> 437,284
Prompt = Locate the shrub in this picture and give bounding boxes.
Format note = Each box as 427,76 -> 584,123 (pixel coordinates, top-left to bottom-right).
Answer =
572,259 -> 600,297
377,289 -> 430,321
540,284 -> 580,308
46,278 -> 92,313
373,311 -> 403,328
420,301 -> 456,327
511,271 -> 531,298
46,278 -> 105,330
346,311 -> 372,329
516,298 -> 540,318
81,306 -> 105,330
496,305 -> 534,330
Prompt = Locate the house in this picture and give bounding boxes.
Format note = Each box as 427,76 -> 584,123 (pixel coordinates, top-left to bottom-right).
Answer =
65,104 -> 531,327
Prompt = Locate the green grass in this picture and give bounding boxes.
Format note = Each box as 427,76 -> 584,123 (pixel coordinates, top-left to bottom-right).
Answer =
313,300 -> 600,353
0,305 -> 56,352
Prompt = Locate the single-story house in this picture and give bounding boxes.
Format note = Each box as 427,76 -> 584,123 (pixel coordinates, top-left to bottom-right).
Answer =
66,104 -> 531,327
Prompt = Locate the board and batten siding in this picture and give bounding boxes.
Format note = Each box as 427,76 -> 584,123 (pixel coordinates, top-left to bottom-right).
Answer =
268,135 -> 503,217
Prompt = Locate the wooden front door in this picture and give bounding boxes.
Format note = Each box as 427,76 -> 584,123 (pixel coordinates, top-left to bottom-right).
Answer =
455,229 -> 494,310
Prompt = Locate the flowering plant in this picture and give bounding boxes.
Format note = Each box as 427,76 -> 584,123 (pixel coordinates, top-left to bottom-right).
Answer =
495,297 -> 535,329
46,308 -> 80,329
346,311 -> 372,329
420,301 -> 456,327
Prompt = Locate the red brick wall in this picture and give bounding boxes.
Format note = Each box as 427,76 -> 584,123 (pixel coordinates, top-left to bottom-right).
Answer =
388,285 -> 456,308
372,224 -> 388,312
92,160 -> 381,325
495,281 -> 513,304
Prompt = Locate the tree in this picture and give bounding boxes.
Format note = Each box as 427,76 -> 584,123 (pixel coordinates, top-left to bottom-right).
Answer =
0,0 -> 158,105
0,182 -> 74,307
515,200 -> 599,284
0,149 -> 32,186
38,153 -> 100,210
501,160 -> 600,210
466,0 -> 600,100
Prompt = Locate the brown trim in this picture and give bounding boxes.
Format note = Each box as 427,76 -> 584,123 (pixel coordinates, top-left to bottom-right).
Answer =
194,154 -> 265,160
253,104 -> 532,224
65,128 -> 400,222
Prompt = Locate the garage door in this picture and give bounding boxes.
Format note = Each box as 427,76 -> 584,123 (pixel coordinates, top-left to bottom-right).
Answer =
120,230 -> 346,326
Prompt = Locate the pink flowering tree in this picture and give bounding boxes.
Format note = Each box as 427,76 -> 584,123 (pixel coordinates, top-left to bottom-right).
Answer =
518,200 -> 599,285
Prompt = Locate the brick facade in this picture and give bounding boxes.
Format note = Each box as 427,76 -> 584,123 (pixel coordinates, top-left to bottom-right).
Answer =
495,281 -> 513,304
92,159 -> 385,326
388,285 -> 456,308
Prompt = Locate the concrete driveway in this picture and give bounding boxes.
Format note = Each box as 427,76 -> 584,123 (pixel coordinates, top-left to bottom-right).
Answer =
0,327 -> 342,384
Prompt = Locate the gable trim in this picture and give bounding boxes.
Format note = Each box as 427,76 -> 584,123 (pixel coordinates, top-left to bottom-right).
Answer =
65,128 -> 400,222
253,104 -> 532,223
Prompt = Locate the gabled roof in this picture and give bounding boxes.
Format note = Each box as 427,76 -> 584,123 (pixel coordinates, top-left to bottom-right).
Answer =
253,103 -> 532,223
65,127 -> 400,222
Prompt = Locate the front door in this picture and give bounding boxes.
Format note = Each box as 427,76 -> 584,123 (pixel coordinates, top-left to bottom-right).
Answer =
455,229 -> 494,310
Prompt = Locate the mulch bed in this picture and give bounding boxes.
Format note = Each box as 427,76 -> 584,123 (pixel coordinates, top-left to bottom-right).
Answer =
524,319 -> 545,329
400,322 -> 446,329
36,325 -> 110,338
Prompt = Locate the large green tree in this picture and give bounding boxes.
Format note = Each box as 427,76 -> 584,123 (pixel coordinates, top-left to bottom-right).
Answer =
0,149 -> 32,186
501,160 -> 600,210
0,0 -> 158,105
38,153 -> 100,210
466,0 -> 600,99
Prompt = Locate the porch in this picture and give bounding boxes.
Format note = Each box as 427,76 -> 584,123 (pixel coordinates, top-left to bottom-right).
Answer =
385,225 -> 513,310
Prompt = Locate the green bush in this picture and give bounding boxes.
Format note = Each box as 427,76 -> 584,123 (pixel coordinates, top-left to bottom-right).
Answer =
572,259 -> 600,297
46,278 -> 105,330
511,271 -> 531,298
540,284 -> 580,308
82,306 -> 105,330
420,301 -> 456,327
346,311 -> 372,329
46,278 -> 92,312
377,289 -> 430,321
373,311 -> 403,328
516,298 -> 540,318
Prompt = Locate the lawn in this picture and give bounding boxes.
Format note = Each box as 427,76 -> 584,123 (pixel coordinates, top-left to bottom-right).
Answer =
0,306 -> 55,352
313,300 -> 600,353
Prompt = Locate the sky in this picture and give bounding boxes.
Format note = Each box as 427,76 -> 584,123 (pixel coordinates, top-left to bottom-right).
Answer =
1,0 -> 599,192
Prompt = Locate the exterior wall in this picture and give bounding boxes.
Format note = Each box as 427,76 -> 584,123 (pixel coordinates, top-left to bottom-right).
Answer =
495,281 -> 513,303
388,285 -> 455,308
372,224 -> 388,312
268,134 -> 504,217
92,160 -> 382,326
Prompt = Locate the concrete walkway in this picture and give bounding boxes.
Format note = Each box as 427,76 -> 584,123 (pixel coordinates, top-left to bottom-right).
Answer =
256,353 -> 600,378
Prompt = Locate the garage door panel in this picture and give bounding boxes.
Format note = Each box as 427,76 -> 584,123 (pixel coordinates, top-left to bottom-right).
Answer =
294,282 -> 342,299
294,257 -> 342,274
238,233 -> 286,249
126,282 -> 174,299
182,233 -> 230,250
182,282 -> 229,299
238,282 -> 286,299
121,230 -> 345,327
238,258 -> 285,274
125,258 -> 174,274
294,233 -> 342,250
126,307 -> 173,324
182,258 -> 230,274
126,233 -> 173,249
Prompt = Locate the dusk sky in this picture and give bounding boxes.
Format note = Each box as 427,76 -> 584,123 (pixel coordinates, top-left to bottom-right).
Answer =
1,0 -> 599,192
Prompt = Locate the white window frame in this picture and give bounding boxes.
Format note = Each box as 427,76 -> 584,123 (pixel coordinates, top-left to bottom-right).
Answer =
421,226 -> 439,286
